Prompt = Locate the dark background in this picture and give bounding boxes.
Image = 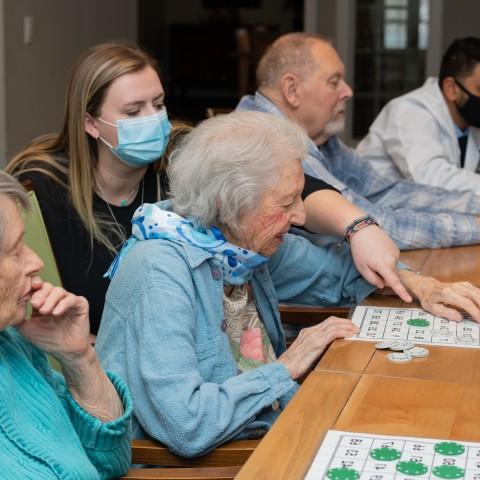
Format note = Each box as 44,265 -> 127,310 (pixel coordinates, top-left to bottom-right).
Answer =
138,0 -> 304,123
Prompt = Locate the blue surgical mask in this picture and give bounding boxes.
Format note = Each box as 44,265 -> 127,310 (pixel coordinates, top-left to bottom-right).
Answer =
97,109 -> 172,168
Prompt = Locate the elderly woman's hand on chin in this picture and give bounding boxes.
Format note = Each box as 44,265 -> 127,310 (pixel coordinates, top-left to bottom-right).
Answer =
278,317 -> 358,379
17,276 -> 124,423
398,270 -> 480,322
17,276 -> 91,360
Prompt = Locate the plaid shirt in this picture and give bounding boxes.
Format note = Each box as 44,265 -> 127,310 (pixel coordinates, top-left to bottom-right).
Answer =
237,92 -> 480,249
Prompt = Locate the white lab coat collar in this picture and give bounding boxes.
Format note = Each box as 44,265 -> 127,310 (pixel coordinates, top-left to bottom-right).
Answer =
412,77 -> 480,170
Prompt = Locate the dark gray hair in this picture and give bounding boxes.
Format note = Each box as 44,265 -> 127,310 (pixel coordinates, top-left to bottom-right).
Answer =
257,32 -> 330,88
0,170 -> 29,251
168,111 -> 308,231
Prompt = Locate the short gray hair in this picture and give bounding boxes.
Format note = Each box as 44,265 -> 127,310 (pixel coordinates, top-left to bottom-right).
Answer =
0,170 -> 29,252
257,32 -> 330,88
168,111 -> 308,231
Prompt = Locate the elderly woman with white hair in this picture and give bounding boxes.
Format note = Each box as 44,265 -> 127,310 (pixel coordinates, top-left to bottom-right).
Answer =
97,111 -> 480,457
0,170 -> 132,478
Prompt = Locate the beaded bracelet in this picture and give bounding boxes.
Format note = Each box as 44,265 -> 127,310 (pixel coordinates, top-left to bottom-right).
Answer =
344,215 -> 379,244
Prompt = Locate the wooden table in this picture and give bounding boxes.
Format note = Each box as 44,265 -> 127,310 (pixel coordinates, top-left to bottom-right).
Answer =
419,245 -> 480,283
400,244 -> 480,283
236,245 -> 480,479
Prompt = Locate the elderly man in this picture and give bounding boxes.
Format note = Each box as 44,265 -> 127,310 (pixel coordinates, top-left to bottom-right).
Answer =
357,37 -> 480,193
237,32 -> 480,249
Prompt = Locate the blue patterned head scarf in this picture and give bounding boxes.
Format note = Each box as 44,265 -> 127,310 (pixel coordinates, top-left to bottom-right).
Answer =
105,203 -> 268,285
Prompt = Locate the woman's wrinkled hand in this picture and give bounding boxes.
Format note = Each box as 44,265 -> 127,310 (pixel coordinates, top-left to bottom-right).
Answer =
414,276 -> 480,322
16,276 -> 91,363
277,317 -> 358,380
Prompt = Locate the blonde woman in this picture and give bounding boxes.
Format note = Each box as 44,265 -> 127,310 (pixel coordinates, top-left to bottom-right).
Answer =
7,42 -> 189,334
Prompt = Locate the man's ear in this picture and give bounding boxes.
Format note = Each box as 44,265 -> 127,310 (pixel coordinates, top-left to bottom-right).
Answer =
280,73 -> 301,108
442,76 -> 461,102
84,113 -> 100,139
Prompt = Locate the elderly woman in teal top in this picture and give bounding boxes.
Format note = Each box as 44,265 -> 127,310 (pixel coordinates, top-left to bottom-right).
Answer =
0,170 -> 132,478
97,111 -> 480,458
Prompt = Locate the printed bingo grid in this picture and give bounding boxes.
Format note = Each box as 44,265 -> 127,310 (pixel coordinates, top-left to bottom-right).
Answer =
350,306 -> 480,348
304,430 -> 480,480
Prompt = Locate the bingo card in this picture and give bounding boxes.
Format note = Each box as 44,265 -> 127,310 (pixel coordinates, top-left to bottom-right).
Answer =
350,306 -> 480,348
305,430 -> 480,479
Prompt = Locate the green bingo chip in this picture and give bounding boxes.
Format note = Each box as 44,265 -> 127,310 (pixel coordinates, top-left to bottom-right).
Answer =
432,465 -> 465,479
326,467 -> 360,480
407,318 -> 430,327
396,460 -> 429,475
434,442 -> 465,456
370,447 -> 401,461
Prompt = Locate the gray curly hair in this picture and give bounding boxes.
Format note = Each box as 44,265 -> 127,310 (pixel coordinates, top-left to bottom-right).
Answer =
168,110 -> 308,231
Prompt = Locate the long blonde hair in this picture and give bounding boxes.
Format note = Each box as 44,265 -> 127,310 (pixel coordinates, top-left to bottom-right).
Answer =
7,42 -> 189,254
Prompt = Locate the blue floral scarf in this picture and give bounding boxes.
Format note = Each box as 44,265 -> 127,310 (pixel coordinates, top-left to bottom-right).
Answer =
105,203 -> 268,285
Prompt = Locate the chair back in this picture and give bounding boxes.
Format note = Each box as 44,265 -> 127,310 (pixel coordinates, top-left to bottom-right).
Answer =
24,190 -> 62,287
23,189 -> 63,372
123,438 -> 257,479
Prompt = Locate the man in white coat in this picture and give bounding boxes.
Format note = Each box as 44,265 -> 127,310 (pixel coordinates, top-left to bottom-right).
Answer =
357,37 -> 480,194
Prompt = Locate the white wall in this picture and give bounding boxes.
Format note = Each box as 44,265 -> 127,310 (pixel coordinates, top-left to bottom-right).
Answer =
441,0 -> 480,53
0,0 -> 6,164
424,0 -> 480,79
1,0 -> 137,166
308,0 -> 355,144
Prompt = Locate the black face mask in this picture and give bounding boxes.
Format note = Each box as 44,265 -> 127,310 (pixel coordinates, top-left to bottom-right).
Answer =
455,79 -> 480,128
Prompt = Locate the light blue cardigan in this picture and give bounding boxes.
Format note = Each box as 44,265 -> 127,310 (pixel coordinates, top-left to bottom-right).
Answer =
96,209 -> 374,457
0,327 -> 132,479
